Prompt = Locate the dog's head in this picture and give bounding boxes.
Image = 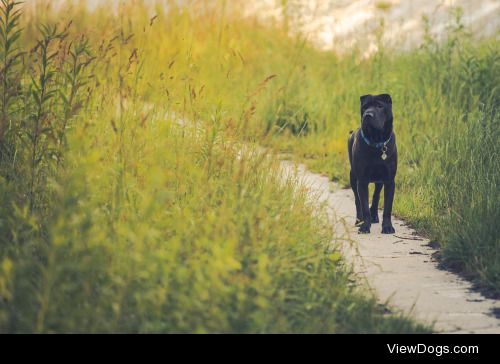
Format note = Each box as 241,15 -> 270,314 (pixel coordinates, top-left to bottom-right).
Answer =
360,94 -> 393,131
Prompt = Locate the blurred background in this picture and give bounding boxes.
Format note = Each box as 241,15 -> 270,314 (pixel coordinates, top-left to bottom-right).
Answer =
34,0 -> 500,55
244,0 -> 500,53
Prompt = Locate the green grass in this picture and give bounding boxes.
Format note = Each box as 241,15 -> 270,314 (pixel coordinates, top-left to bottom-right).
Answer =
137,1 -> 497,295
255,10 -> 500,295
0,1 -> 430,333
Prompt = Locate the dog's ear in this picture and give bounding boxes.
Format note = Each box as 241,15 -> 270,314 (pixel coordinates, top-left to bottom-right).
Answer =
360,94 -> 371,105
378,93 -> 392,105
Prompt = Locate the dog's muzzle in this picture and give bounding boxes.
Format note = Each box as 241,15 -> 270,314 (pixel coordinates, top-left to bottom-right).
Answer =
363,111 -> 384,130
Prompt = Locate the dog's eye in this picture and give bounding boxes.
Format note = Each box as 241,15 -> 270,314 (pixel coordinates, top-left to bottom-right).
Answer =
376,103 -> 383,109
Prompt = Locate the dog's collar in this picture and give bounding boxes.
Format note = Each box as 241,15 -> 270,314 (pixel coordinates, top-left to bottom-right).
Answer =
360,128 -> 392,149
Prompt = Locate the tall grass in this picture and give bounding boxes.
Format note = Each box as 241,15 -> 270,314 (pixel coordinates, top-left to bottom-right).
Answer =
431,106 -> 499,291
0,1 -> 429,333
253,8 -> 500,294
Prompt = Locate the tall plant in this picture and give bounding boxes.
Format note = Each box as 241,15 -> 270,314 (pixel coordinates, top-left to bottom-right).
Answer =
0,0 -> 23,165
58,35 -> 94,157
26,24 -> 65,212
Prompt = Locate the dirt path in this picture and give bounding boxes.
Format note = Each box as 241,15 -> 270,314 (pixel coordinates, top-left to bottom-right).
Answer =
280,160 -> 500,333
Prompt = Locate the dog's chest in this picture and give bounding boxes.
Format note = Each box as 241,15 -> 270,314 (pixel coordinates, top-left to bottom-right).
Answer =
364,164 -> 390,183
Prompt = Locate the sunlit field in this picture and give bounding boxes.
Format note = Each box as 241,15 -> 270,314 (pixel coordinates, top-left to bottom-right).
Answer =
0,0 -> 497,333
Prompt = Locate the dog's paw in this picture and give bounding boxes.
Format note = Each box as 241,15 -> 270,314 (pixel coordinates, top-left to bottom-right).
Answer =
381,224 -> 395,234
358,224 -> 371,234
355,219 -> 363,227
370,213 -> 379,224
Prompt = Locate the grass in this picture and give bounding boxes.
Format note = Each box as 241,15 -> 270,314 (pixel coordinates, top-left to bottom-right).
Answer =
256,9 -> 500,295
0,1 -> 431,333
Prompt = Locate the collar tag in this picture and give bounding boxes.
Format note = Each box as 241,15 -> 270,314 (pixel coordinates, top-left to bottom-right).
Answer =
381,145 -> 388,160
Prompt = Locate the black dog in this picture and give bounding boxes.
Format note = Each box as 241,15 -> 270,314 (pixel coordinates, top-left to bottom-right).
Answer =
348,94 -> 397,234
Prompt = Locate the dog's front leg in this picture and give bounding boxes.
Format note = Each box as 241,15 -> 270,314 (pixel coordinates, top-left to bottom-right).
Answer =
350,171 -> 363,225
356,179 -> 371,233
382,180 -> 396,234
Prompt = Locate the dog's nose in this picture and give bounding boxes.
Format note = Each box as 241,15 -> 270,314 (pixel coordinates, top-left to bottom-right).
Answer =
363,111 -> 374,119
